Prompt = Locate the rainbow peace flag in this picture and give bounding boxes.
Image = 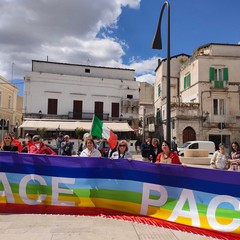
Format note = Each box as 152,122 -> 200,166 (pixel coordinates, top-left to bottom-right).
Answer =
0,152 -> 239,239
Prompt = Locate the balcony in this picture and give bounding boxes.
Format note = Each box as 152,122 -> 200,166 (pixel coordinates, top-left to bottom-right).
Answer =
23,112 -> 109,121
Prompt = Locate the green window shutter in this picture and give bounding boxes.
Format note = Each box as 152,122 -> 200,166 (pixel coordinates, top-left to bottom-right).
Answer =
184,76 -> 186,89
210,67 -> 215,81
188,74 -> 191,87
223,68 -> 228,81
158,84 -> 161,97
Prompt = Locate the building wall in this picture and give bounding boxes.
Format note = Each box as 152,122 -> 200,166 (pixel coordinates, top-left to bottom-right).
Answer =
155,44 -> 240,149
24,61 -> 140,127
0,75 -> 22,138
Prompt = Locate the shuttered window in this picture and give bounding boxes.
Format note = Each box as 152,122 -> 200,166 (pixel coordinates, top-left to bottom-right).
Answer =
184,73 -> 191,90
95,101 -> 103,120
158,84 -> 161,97
48,99 -> 58,114
112,103 -> 119,118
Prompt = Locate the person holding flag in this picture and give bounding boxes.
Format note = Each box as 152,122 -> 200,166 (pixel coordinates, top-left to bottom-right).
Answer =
90,115 -> 118,151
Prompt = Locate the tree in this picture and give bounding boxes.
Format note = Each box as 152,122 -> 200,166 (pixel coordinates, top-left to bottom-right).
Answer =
75,127 -> 85,147
37,128 -> 47,140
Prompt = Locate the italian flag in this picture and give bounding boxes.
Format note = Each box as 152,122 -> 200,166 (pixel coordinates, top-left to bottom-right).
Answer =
91,116 -> 118,150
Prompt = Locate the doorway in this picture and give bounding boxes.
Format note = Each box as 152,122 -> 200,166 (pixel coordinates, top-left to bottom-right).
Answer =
182,127 -> 196,144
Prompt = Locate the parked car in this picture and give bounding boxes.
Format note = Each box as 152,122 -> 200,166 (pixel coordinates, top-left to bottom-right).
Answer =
177,141 -> 215,156
98,140 -> 110,157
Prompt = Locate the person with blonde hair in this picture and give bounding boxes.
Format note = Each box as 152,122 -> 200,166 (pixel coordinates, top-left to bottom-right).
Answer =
111,140 -> 132,160
0,133 -> 18,152
80,136 -> 101,157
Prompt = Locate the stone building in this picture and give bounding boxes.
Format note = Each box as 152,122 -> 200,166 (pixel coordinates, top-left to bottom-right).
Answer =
154,43 -> 240,150
0,75 -> 23,140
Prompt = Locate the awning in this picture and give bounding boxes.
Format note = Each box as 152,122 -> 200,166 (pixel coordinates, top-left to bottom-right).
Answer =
19,120 -> 134,132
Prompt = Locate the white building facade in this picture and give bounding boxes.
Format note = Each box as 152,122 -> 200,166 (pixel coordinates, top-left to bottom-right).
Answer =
22,60 -> 139,138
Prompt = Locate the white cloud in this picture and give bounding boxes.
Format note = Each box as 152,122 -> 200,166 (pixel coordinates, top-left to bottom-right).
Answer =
136,74 -> 156,85
0,0 -> 141,80
0,0 -> 160,90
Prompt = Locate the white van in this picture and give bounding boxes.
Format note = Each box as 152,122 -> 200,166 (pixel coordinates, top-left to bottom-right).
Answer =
177,141 -> 215,156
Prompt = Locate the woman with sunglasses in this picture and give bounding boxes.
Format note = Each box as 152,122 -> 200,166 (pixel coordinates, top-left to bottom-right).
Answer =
0,133 -> 18,152
111,140 -> 132,160
28,135 -> 56,155
155,140 -> 182,165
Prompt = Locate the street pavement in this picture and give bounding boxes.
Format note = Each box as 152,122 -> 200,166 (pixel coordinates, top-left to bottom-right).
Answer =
0,214 -> 220,240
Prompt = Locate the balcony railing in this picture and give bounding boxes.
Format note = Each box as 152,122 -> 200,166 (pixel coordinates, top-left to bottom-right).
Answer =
23,112 -> 109,121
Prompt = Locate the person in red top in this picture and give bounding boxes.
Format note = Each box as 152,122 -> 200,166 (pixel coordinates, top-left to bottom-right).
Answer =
10,132 -> 22,152
25,133 -> 34,152
29,135 -> 56,155
156,140 -> 182,165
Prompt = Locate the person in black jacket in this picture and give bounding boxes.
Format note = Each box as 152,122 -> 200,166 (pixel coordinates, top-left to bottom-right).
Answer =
152,138 -> 162,163
141,137 -> 155,162
60,135 -> 73,156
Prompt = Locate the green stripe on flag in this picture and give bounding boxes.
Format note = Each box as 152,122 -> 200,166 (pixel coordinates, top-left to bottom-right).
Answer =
91,116 -> 103,139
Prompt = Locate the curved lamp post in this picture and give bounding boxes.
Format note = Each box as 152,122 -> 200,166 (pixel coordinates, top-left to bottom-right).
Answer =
152,1 -> 171,144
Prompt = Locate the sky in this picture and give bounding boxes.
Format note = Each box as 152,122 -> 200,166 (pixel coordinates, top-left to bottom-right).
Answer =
1,0 -> 240,96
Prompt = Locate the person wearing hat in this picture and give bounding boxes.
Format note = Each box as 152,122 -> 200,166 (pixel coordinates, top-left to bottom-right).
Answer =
210,143 -> 229,170
29,135 -> 56,155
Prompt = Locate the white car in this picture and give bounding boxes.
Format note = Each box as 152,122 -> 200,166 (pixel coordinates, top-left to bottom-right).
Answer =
178,141 -> 215,156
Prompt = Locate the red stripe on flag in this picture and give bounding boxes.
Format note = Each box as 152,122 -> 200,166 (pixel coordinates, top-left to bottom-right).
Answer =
108,130 -> 118,150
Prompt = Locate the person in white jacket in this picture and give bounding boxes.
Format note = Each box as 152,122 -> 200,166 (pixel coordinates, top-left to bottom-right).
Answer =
111,140 -> 132,161
210,143 -> 229,170
80,136 -> 101,158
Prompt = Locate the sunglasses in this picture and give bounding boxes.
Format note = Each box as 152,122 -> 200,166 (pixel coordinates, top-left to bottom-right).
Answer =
33,138 -> 40,142
119,145 -> 126,147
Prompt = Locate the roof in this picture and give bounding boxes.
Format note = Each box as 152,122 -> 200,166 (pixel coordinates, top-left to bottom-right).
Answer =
19,120 -> 134,132
155,53 -> 190,72
32,60 -> 135,72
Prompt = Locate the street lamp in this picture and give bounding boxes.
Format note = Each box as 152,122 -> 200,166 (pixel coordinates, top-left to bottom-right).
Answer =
152,1 -> 171,144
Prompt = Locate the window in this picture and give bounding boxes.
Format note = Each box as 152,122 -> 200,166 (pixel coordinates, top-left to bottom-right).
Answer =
184,73 -> 191,89
85,68 -> 90,73
73,100 -> 82,119
112,103 -> 119,118
127,94 -> 133,99
48,98 -> 58,114
213,99 -> 224,115
209,67 -> 228,88
158,84 -> 161,97
95,101 -> 103,120
8,96 -> 12,109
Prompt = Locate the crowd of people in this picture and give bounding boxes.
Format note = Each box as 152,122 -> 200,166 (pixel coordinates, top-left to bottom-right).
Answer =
1,132 -> 240,170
